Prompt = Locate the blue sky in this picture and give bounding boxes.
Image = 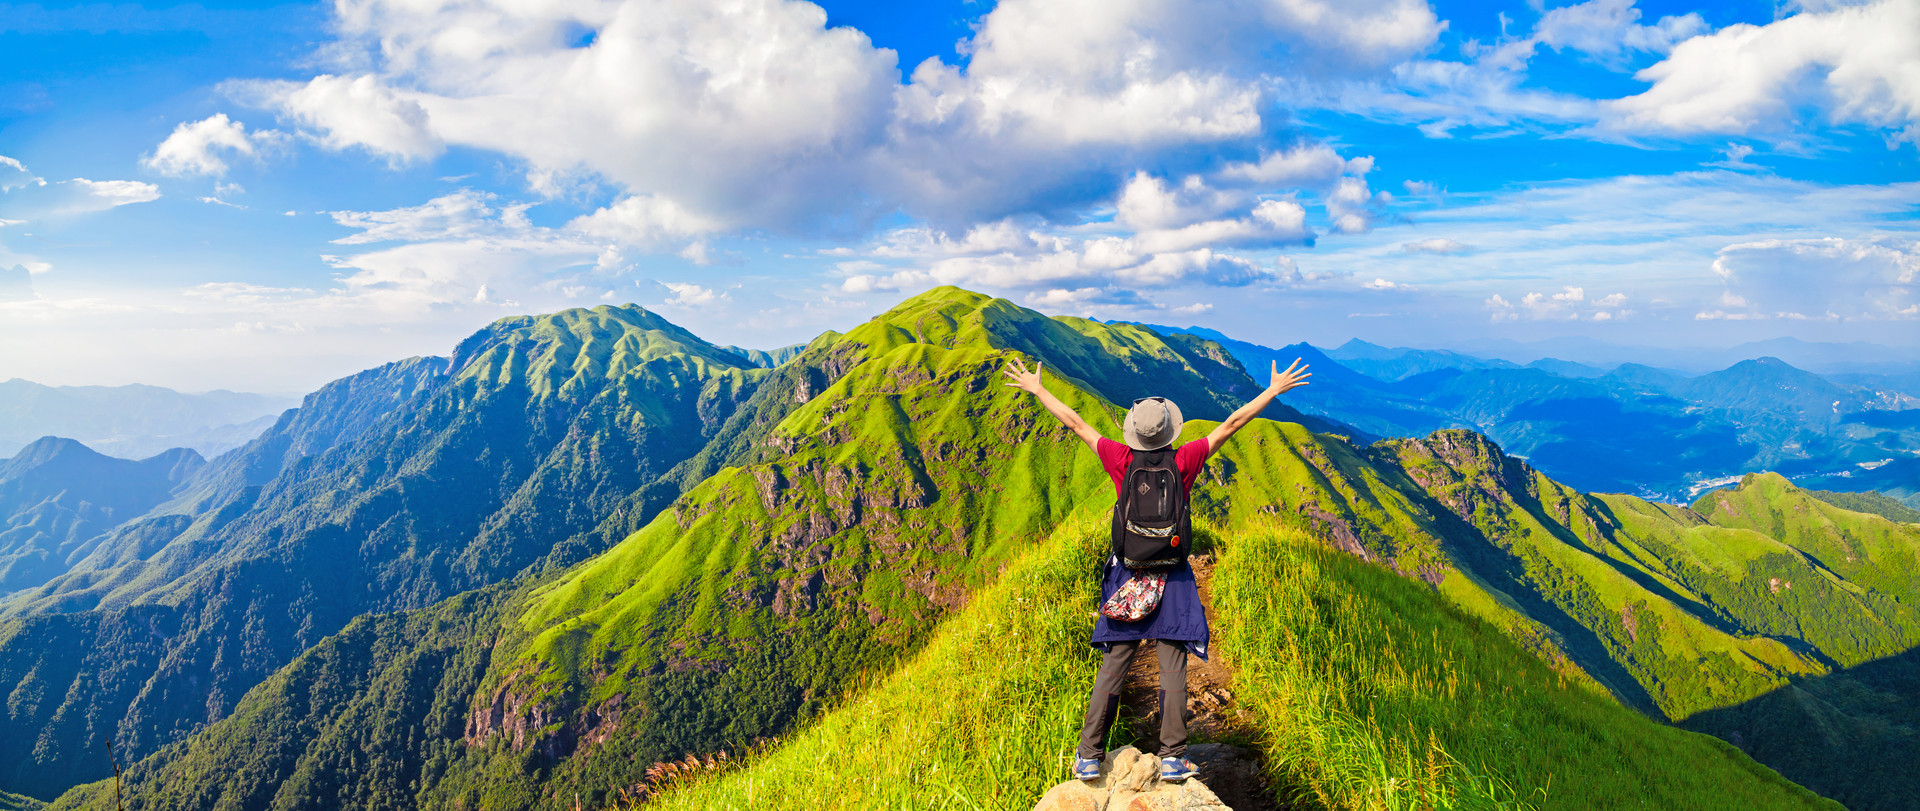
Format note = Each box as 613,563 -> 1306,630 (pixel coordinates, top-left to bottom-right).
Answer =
0,0 -> 1916,392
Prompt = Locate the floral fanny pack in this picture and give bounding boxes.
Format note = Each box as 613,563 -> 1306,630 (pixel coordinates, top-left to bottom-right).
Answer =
1100,570 -> 1168,622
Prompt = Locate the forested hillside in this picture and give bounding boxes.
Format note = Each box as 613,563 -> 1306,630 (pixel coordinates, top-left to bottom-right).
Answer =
0,306 -> 767,799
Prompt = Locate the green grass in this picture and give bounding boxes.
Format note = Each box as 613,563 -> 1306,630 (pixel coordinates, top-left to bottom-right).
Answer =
628,509 -> 1115,809
624,510 -> 1841,811
1213,519 -> 1839,811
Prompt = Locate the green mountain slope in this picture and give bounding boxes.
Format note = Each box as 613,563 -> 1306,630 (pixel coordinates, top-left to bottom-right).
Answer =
1682,645 -> 1919,811
1804,488 -> 1920,523
37,287 -> 1288,809
0,438 -> 203,594
639,509 -> 1833,811
1369,440 -> 1920,721
717,342 -> 810,368
0,789 -> 43,811
4,356 -> 450,616
0,305 -> 764,801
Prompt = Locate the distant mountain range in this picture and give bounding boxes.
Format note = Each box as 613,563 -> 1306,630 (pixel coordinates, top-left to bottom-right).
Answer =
1125,323 -> 1920,506
0,289 -> 1912,810
0,380 -> 297,460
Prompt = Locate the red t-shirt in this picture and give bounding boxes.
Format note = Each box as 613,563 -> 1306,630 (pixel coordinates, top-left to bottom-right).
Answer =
1096,437 -> 1210,501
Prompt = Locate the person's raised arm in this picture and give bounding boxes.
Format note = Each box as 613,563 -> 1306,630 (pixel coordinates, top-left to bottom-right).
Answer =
1205,358 -> 1311,451
1001,356 -> 1104,453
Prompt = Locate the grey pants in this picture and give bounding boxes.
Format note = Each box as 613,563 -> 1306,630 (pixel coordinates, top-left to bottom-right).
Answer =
1076,640 -> 1187,759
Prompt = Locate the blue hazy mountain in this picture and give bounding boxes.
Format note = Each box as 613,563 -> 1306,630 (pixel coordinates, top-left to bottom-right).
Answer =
0,379 -> 297,460
1131,325 -> 1918,503
0,438 -> 204,594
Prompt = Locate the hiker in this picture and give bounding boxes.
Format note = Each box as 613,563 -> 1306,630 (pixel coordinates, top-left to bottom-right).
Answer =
1001,354 -> 1311,783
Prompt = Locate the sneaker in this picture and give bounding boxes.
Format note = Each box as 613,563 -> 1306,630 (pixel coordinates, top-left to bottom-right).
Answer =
1160,756 -> 1197,782
1073,756 -> 1102,781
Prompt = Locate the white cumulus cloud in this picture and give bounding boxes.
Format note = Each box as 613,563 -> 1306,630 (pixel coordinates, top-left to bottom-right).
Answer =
1535,0 -> 1708,64
144,114 -> 279,177
1707,236 -> 1918,319
231,0 -> 1442,236
1608,0 -> 1920,144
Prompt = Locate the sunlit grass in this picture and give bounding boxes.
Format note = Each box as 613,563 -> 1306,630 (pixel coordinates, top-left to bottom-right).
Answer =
1213,518 -> 1838,811
631,514 -> 1842,810
627,508 -> 1115,809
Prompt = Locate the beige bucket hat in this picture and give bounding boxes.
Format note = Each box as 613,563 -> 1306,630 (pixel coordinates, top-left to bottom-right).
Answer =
1123,396 -> 1183,450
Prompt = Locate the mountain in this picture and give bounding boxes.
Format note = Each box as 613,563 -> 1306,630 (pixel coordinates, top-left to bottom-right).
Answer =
0,290 -> 1297,804
1827,366 -> 1920,403
1804,488 -> 1920,523
0,380 -> 297,460
20,287 -> 1290,808
28,289 -> 1913,811
0,438 -> 203,594
1676,357 -> 1866,427
1154,329 -> 1920,503
1602,361 -> 1693,392
1725,338 -> 1916,374
1129,330 -> 1454,441
717,341 -> 812,368
1319,338 -> 1519,381
0,305 -> 769,800
1526,357 -> 1608,378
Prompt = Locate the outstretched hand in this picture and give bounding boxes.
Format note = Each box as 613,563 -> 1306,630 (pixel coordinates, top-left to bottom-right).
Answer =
1269,358 -> 1312,394
1001,356 -> 1046,395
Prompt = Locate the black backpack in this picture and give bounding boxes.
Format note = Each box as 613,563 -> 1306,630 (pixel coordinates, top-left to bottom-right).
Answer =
1111,447 -> 1191,569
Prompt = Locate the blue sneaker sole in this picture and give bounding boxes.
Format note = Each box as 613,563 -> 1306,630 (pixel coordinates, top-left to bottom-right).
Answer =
1161,759 -> 1197,781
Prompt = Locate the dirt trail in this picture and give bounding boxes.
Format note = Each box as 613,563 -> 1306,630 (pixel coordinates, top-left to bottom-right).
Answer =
1113,553 -> 1289,811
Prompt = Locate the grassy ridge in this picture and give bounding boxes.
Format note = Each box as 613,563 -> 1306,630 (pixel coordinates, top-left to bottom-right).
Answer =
1803,488 -> 1920,525
1370,436 -> 1920,722
637,512 -> 1836,810
1681,645 -> 1920,811
632,509 -> 1111,809
1215,520 -> 1837,811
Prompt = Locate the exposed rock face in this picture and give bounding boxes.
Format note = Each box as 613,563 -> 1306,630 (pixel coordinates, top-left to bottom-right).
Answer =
1033,746 -> 1233,811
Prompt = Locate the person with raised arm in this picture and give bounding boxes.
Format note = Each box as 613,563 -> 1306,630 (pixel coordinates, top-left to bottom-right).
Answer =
1001,354 -> 1311,783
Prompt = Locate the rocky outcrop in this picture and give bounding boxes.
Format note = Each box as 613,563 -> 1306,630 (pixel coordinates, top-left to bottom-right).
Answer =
1033,747 -> 1233,811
